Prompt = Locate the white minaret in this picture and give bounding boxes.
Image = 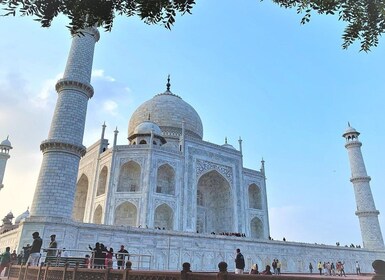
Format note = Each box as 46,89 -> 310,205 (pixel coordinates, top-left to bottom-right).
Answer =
343,124 -> 385,250
30,28 -> 99,218
0,136 -> 12,191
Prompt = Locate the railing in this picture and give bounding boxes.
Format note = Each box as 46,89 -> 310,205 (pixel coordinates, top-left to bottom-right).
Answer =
5,264 -> 374,280
40,248 -> 151,270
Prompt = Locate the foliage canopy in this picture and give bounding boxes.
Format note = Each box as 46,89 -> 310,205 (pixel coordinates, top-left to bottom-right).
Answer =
269,0 -> 385,51
0,0 -> 384,51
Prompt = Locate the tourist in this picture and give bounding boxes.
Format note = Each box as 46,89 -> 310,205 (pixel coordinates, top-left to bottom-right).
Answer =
61,248 -> 69,258
336,261 -> 341,276
261,265 -> 272,275
325,262 -> 331,276
339,261 -> 346,277
126,260 -> 132,270
27,232 -> 42,266
277,259 -> 282,275
10,250 -> 17,264
234,248 -> 245,274
45,234 -> 58,258
89,242 -> 104,268
272,259 -> 277,274
309,262 -> 313,274
217,261 -> 228,280
21,244 -> 30,265
84,254 -> 91,268
317,261 -> 323,275
356,261 -> 361,275
105,247 -> 113,268
331,262 -> 336,276
181,262 -> 192,280
17,251 -> 23,265
249,263 -> 259,274
0,247 -> 11,276
116,245 -> 129,269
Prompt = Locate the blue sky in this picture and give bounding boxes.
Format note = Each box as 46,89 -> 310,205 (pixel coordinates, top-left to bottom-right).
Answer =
1,1 -> 384,247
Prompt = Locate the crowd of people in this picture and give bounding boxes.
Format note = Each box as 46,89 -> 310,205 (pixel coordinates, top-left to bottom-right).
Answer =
310,260 -> 359,276
233,248 -> 280,276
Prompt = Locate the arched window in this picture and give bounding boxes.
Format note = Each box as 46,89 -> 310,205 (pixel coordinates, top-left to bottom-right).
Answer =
197,170 -> 233,233
250,217 -> 263,239
114,202 -> 137,226
156,164 -> 175,195
93,205 -> 103,224
73,174 -> 89,222
139,140 -> 147,144
117,161 -> 141,192
154,204 -> 174,230
97,166 -> 108,196
248,184 -> 262,209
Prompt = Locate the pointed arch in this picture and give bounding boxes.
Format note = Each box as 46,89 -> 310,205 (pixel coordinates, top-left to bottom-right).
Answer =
250,217 -> 263,239
117,161 -> 141,192
114,202 -> 138,226
197,170 -> 233,233
248,183 -> 262,209
156,164 -> 175,195
93,205 -> 103,224
73,174 -> 89,222
97,166 -> 108,196
154,203 -> 174,230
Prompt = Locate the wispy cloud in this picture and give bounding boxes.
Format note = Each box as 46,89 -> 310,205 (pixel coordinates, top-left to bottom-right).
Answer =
102,100 -> 118,116
92,69 -> 115,82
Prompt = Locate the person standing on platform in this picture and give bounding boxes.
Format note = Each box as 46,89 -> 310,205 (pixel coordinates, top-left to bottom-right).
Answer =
0,247 -> 11,276
234,248 -> 245,274
27,232 -> 42,266
116,245 -> 129,269
45,234 -> 58,258
356,261 -> 361,275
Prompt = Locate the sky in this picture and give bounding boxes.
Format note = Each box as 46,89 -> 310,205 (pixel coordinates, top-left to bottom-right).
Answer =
0,1 -> 385,248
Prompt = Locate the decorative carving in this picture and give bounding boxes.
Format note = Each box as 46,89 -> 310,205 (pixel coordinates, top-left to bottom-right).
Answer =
196,159 -> 233,184
55,78 -> 94,99
115,198 -> 139,208
154,198 -> 176,210
40,140 -> 86,157
157,159 -> 177,169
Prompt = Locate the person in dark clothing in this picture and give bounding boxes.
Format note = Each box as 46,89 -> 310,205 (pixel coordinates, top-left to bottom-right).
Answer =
89,242 -> 105,268
234,248 -> 245,274
27,232 -> 42,266
22,244 -> 31,265
261,265 -> 272,275
116,245 -> 129,269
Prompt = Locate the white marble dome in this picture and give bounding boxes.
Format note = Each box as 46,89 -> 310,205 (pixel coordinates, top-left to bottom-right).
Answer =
14,209 -> 30,224
343,125 -> 360,138
0,137 -> 12,148
134,120 -> 162,136
128,91 -> 203,140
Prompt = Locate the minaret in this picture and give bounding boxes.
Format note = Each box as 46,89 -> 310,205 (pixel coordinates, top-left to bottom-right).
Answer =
343,124 -> 385,250
30,28 -> 100,219
0,136 -> 12,191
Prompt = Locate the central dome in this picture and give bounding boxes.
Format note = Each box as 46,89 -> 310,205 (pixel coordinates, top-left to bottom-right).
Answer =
128,90 -> 203,141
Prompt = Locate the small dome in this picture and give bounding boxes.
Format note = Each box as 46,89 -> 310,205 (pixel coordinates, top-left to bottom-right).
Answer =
222,143 -> 236,150
342,125 -> 360,138
15,209 -> 30,224
0,137 -> 12,148
134,121 -> 162,136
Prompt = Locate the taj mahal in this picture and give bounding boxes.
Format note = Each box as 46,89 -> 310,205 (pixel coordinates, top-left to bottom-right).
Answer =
0,27 -> 384,273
